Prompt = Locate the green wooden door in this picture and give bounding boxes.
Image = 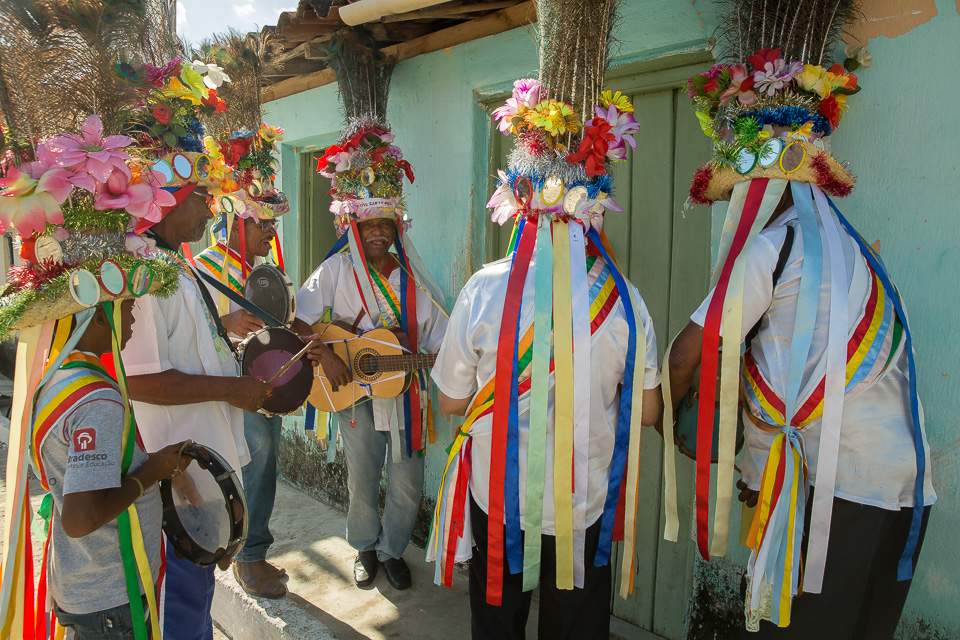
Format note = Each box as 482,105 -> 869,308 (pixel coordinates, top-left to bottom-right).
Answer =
483,63 -> 713,640
298,149 -> 339,281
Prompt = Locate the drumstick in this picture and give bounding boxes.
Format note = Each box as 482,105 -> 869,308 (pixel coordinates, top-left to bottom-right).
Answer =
266,339 -> 316,383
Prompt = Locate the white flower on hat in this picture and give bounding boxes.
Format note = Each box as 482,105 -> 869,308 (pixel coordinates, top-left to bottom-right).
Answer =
190,60 -> 232,89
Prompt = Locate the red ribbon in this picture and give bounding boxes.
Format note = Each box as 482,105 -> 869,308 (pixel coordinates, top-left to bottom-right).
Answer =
695,177 -> 769,561
486,220 -> 537,606
566,118 -> 613,177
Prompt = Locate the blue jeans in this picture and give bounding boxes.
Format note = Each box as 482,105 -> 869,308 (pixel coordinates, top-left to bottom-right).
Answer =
55,596 -> 150,640
163,538 -> 215,640
235,411 -> 283,563
338,401 -> 424,560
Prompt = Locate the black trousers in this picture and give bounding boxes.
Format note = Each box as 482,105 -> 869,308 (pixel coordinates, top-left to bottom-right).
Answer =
469,498 -> 612,640
743,493 -> 931,640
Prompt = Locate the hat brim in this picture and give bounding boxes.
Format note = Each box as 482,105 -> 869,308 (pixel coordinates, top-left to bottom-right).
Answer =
690,142 -> 855,204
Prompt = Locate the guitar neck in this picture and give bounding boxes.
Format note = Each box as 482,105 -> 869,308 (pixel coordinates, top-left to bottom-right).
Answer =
374,353 -> 438,372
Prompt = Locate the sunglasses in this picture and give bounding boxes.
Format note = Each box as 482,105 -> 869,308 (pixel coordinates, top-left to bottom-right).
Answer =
258,220 -> 278,233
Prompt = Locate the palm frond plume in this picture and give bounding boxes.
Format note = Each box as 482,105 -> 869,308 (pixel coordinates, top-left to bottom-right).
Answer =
715,0 -> 863,65
323,27 -> 397,126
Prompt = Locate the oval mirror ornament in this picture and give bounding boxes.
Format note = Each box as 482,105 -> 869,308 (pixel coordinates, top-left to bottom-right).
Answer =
562,186 -> 588,215
34,236 -> 63,264
757,138 -> 783,168
172,153 -> 193,180
540,176 -> 564,206
219,196 -> 234,214
128,264 -> 153,297
194,155 -> 212,181
734,147 -> 757,175
780,141 -> 807,174
69,269 -> 100,307
98,260 -> 126,297
360,167 -> 375,186
247,179 -> 263,198
152,160 -> 174,186
512,175 -> 533,208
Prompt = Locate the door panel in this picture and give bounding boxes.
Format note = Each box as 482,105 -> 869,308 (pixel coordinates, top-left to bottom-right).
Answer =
299,150 -> 337,281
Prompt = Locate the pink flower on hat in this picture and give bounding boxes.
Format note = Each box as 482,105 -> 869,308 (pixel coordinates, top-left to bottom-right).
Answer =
48,115 -> 134,182
0,167 -> 71,235
93,167 -> 175,223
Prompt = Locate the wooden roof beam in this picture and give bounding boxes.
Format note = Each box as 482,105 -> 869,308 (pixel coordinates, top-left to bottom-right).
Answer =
380,1 -> 515,22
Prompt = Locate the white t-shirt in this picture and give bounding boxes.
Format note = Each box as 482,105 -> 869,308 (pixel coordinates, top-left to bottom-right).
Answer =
691,208 -> 935,509
123,269 -> 248,473
431,254 -> 660,532
296,252 -> 448,431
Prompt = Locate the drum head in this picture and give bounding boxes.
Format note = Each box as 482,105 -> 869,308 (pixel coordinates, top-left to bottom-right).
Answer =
244,264 -> 293,325
240,327 -> 312,415
161,444 -> 247,567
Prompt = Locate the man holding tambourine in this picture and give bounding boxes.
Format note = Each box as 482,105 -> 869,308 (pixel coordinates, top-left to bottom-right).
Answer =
194,126 -> 293,600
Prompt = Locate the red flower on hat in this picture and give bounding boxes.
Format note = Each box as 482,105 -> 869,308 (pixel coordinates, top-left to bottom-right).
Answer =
201,89 -> 226,114
567,117 -> 614,177
818,94 -> 842,129
219,137 -> 252,165
747,48 -> 782,71
153,105 -> 172,124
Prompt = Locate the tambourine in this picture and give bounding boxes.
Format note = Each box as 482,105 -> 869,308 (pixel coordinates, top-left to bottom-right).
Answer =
243,264 -> 296,326
160,443 -> 248,567
673,386 -> 745,463
237,326 -> 313,415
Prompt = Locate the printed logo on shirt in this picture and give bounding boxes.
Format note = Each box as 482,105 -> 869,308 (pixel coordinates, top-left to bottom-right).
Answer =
73,428 -> 96,452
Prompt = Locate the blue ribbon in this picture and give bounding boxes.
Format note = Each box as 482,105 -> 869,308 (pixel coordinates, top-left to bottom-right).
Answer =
587,228 -> 636,567
324,233 -> 349,262
827,197 -> 926,581
394,235 -> 415,459
305,401 -> 316,431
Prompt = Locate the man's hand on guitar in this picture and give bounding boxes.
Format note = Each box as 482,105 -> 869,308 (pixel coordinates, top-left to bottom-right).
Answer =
221,310 -> 265,337
318,344 -> 351,391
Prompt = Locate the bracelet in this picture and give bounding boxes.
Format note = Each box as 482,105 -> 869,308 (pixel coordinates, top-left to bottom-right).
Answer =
127,475 -> 145,499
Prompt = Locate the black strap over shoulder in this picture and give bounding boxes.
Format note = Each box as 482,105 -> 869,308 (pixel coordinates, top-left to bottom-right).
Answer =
745,224 -> 795,347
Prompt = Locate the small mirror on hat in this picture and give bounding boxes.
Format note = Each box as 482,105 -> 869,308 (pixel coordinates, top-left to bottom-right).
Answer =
98,260 -> 126,297
152,160 -> 174,185
541,176 -> 563,205
757,139 -> 783,168
562,186 -> 588,214
219,196 -> 234,214
34,236 -> 63,265
69,269 -> 100,307
360,167 -> 375,186
780,141 -> 806,174
735,148 -> 757,175
129,264 -> 153,297
194,155 -> 212,181
247,180 -> 263,198
513,176 -> 533,207
172,153 -> 193,180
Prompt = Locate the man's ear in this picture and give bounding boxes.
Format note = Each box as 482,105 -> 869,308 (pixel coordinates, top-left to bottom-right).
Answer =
92,305 -> 110,327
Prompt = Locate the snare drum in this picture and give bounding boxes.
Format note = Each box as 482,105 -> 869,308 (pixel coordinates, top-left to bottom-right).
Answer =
238,326 -> 312,415
244,264 -> 295,326
673,387 -> 745,463
160,443 -> 247,567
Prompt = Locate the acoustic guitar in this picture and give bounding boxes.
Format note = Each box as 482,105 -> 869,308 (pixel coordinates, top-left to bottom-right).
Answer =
307,322 -> 437,413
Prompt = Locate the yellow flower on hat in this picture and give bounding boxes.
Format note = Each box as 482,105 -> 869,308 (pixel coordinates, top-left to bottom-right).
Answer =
796,64 -> 832,99
259,123 -> 284,144
600,90 -> 634,113
788,121 -> 815,141
202,136 -> 234,183
160,77 -> 202,105
178,64 -> 210,101
526,100 -> 580,136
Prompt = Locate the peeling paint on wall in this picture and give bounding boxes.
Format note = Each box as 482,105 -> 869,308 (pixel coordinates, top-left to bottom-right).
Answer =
844,0 -> 938,43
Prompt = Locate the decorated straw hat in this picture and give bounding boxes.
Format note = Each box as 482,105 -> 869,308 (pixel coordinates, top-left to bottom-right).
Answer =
209,123 -> 290,222
314,31 -> 414,237
0,114 -> 181,338
686,47 -> 866,205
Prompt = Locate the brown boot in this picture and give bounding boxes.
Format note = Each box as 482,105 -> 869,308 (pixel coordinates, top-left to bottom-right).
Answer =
263,561 -> 287,579
233,560 -> 288,599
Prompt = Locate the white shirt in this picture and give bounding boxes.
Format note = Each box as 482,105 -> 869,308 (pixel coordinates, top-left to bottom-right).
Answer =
691,208 -> 935,509
431,255 -> 660,532
123,268 -> 249,472
296,252 -> 448,430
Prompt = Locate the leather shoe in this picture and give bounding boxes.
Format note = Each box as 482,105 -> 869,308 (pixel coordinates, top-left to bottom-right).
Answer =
382,557 -> 411,590
233,561 -> 287,599
264,561 -> 287,579
354,550 -> 379,587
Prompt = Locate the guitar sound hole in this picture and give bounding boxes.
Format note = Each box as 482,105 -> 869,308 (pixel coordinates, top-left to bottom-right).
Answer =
356,353 -> 379,377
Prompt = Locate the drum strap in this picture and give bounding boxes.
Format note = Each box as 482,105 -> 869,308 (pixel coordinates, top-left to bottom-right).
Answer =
745,224 -> 795,348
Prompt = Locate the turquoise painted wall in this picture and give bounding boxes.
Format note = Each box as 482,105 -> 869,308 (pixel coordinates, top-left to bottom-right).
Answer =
264,0 -> 960,636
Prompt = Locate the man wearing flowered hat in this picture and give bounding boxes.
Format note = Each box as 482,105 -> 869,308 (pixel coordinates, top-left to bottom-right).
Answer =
291,115 -> 448,591
662,5 -> 936,637
194,125 -> 292,600
116,59 -> 273,640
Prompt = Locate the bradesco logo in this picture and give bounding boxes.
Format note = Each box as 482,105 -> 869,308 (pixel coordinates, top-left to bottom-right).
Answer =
73,428 -> 96,452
